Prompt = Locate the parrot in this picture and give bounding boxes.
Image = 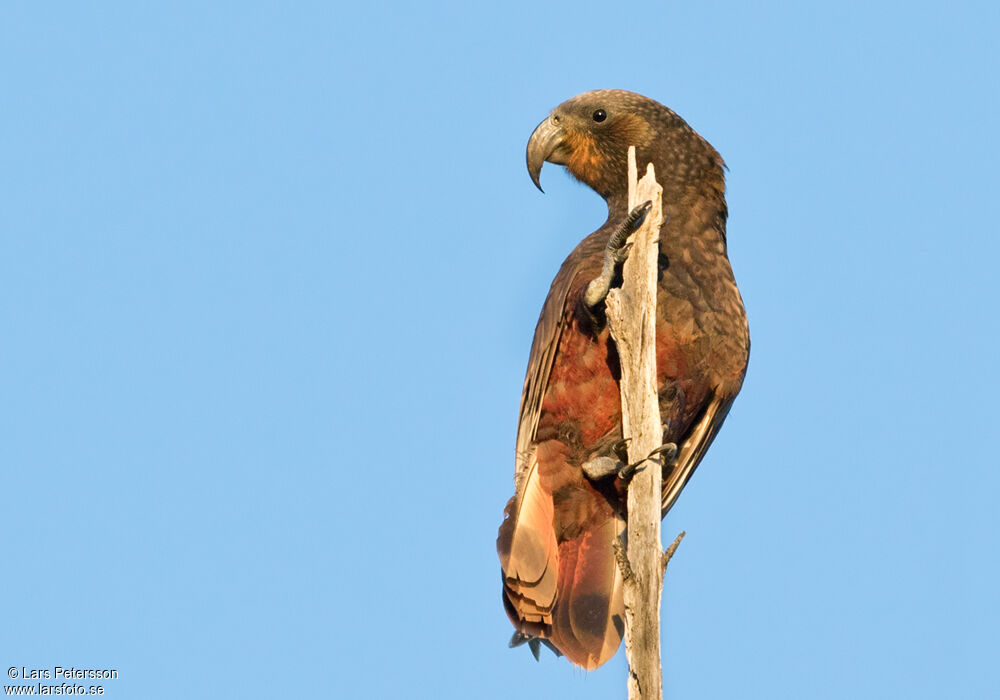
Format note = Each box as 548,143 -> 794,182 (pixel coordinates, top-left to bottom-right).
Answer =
497,89 -> 750,670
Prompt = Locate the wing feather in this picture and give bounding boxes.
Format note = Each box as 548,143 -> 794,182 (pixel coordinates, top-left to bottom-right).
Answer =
662,392 -> 735,515
514,231 -> 608,487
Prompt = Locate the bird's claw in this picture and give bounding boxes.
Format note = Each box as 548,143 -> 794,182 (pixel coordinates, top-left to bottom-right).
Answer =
648,442 -> 678,463
584,437 -> 677,485
617,442 -> 678,484
611,438 -> 631,464
628,200 -> 653,231
617,459 -> 643,482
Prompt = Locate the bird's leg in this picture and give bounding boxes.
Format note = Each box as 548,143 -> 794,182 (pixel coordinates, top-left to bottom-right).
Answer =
583,200 -> 653,310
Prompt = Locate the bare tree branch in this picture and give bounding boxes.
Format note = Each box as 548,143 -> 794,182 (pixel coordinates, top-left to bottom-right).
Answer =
605,147 -> 666,700
662,531 -> 686,575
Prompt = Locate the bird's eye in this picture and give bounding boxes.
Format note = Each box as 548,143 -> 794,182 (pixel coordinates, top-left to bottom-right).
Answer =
592,109 -> 607,123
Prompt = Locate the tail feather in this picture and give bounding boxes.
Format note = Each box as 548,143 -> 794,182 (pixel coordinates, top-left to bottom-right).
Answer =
553,513 -> 624,670
498,454 -> 559,629
498,448 -> 625,670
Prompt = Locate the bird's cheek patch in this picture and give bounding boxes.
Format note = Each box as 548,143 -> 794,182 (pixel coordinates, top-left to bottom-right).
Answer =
565,132 -> 605,185
609,114 -> 653,150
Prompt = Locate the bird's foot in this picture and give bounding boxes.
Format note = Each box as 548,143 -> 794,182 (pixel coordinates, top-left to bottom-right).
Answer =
582,456 -> 624,482
582,438 -> 631,481
583,435 -> 677,485
616,442 -> 679,484
583,200 -> 652,309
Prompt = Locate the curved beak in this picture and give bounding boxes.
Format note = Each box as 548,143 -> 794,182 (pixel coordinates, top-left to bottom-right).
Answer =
526,116 -> 567,193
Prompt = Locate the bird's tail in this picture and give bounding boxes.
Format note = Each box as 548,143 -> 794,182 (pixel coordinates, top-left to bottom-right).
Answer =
497,447 -> 625,670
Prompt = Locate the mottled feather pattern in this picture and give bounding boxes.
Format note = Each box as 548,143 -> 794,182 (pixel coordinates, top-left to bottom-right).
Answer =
499,90 -> 749,669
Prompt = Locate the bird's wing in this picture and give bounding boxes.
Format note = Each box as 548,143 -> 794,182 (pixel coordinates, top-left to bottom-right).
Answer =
497,251 -> 580,636
513,270 -> 575,479
499,230 -> 615,667
513,231 -> 605,483
662,391 -> 735,515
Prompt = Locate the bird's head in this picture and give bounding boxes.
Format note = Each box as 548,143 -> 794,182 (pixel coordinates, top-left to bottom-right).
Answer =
526,89 -> 723,204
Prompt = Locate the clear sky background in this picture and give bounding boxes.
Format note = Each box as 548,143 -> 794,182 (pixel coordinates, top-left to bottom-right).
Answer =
2,2 -> 997,698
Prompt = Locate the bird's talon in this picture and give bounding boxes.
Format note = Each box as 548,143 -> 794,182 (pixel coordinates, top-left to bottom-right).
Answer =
616,442 -> 677,484
648,442 -> 678,461
629,200 -> 653,231
611,438 -> 631,464
617,461 -> 643,482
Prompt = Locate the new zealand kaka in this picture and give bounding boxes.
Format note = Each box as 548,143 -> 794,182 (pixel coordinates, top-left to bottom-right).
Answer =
497,90 -> 750,670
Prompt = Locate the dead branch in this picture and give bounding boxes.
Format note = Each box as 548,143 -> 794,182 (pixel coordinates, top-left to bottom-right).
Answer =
605,147 -> 666,700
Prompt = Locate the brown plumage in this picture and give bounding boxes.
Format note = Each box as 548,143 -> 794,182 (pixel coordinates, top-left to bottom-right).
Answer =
497,90 -> 750,670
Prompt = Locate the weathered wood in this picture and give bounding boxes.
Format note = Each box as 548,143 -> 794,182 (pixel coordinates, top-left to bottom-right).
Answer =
662,531 -> 686,575
605,146 -> 665,700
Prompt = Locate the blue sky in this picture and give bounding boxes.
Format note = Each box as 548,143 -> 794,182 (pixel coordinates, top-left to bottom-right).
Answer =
2,2 -> 997,698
